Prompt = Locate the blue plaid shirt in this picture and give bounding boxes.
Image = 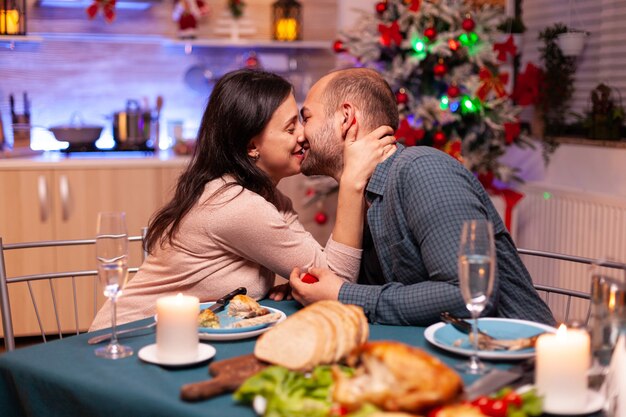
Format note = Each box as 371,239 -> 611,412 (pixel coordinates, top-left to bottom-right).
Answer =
338,145 -> 556,326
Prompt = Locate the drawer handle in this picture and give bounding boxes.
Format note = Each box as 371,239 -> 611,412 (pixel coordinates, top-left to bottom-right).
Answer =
37,175 -> 49,222
59,175 -> 70,221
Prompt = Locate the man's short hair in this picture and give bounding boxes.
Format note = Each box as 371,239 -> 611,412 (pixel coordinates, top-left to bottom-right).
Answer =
322,68 -> 399,131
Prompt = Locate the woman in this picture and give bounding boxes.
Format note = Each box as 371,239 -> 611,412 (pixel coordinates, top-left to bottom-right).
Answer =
90,69 -> 394,331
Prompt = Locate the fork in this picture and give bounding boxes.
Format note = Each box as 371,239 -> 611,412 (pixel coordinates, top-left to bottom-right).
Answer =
87,322 -> 157,345
440,312 -> 495,340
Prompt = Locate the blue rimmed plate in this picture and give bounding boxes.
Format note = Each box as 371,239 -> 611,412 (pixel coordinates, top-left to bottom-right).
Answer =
197,302 -> 286,341
424,318 -> 557,360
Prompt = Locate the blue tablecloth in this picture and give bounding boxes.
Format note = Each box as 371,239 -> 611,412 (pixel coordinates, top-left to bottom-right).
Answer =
0,300 -> 599,417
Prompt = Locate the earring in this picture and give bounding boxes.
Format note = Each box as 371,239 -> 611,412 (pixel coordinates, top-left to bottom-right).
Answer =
250,151 -> 260,161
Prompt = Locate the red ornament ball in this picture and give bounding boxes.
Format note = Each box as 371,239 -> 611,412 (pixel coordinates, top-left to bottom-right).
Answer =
424,27 -> 437,41
447,84 -> 460,98
433,130 -> 447,146
375,1 -> 387,14
333,40 -> 346,53
314,211 -> 328,225
395,89 -> 409,105
462,17 -> 475,32
433,62 -> 447,77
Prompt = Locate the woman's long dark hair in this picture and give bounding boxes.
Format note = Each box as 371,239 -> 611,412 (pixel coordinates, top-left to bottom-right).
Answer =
144,69 -> 293,253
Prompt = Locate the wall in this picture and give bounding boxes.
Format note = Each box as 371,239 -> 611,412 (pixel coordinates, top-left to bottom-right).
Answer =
0,0 -> 336,149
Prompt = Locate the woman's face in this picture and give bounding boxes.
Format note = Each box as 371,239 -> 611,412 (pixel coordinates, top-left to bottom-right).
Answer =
248,94 -> 306,184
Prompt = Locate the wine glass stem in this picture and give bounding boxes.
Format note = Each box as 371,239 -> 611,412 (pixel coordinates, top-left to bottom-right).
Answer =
470,314 -> 481,370
110,297 -> 118,346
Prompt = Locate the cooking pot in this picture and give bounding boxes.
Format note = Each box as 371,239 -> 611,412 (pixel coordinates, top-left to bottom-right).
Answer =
49,113 -> 103,145
112,100 -> 154,149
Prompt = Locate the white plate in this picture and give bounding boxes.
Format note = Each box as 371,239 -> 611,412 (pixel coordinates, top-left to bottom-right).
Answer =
198,306 -> 286,341
138,343 -> 216,367
424,318 -> 557,360
517,385 -> 605,415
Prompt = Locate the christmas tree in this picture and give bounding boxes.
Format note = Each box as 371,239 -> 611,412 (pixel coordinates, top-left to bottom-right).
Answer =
333,0 -> 530,184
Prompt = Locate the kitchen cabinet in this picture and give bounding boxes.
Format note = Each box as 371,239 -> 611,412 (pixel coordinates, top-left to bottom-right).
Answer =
0,155 -> 189,337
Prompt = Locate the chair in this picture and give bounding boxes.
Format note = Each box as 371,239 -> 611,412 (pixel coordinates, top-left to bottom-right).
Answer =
517,248 -> 626,323
0,230 -> 147,352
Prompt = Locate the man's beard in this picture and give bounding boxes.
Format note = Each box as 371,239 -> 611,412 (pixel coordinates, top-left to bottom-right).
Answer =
301,120 -> 343,177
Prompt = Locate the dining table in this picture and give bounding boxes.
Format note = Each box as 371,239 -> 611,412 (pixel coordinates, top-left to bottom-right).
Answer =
0,300 -> 605,417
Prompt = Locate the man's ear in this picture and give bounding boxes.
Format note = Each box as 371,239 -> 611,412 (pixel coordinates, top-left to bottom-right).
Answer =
339,102 -> 357,140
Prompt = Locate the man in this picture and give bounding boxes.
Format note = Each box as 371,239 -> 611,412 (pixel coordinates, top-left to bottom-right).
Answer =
290,68 -> 555,326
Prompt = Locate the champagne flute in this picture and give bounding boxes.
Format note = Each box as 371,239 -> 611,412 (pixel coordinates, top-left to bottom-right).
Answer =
456,219 -> 496,374
94,212 -> 133,359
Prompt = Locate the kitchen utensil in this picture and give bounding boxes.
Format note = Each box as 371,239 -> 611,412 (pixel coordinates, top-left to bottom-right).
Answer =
112,99 -> 154,149
87,321 -> 157,345
49,113 -> 103,145
180,354 -> 268,401
154,95 -> 163,149
208,287 -> 247,313
441,312 -> 494,340
464,358 -> 535,401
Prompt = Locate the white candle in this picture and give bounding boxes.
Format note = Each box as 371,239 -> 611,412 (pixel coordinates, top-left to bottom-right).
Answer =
535,324 -> 591,413
156,293 -> 199,362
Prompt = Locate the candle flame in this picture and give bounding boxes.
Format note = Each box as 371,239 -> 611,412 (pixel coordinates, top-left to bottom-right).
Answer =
176,292 -> 183,301
557,323 -> 567,336
608,289 -> 616,312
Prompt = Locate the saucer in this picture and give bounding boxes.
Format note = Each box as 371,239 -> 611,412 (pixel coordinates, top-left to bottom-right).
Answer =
518,385 -> 605,415
138,343 -> 216,367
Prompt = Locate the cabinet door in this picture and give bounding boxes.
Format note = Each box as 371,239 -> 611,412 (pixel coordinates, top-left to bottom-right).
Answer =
0,170 -> 57,337
158,166 -> 187,206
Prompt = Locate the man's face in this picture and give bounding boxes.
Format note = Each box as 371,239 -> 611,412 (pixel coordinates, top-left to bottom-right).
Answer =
299,77 -> 344,178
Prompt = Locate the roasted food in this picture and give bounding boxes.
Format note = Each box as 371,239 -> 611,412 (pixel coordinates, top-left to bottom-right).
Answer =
228,312 -> 282,329
332,341 -> 463,414
198,308 -> 220,328
228,294 -> 270,319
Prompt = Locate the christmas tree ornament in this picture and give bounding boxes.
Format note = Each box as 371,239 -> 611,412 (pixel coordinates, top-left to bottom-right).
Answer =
86,0 -> 117,23
395,88 -> 409,104
476,67 -> 508,101
433,59 -> 447,77
424,26 -> 437,41
504,122 -> 521,144
396,118 -> 425,146
433,130 -> 447,147
444,139 -> 462,162
333,39 -> 346,53
305,187 -> 316,197
447,84 -> 460,98
378,20 -> 402,47
461,14 -> 475,32
406,0 -> 421,12
493,35 -> 517,62
314,211 -> 328,225
375,1 -> 387,14
448,38 -> 460,51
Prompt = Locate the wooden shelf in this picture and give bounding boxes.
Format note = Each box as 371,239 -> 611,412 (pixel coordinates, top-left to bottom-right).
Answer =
163,38 -> 331,50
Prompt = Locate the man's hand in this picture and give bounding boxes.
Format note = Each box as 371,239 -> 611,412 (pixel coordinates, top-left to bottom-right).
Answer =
289,267 -> 344,306
267,282 -> 292,301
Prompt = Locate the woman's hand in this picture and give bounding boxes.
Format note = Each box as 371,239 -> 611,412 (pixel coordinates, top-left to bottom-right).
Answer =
289,267 -> 345,306
267,282 -> 292,301
341,123 -> 396,191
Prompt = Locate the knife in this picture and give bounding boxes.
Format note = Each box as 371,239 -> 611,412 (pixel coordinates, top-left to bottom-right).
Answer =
464,358 -> 535,401
209,287 -> 247,312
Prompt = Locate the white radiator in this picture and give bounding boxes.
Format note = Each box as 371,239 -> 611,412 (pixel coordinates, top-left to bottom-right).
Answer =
515,183 -> 626,322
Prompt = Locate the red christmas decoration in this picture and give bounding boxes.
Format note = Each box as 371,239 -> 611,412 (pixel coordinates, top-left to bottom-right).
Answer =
461,16 -> 475,32
172,0 -> 210,39
395,88 -> 409,105
512,62 -> 544,106
86,0 -> 116,23
375,1 -> 387,14
305,187 -> 316,197
476,67 -> 508,101
333,40 -> 346,53
493,35 -> 517,62
395,118 -> 425,146
448,38 -> 460,51
447,84 -> 460,98
378,21 -> 402,47
433,60 -> 447,77
424,26 -> 437,41
314,211 -> 328,225
503,122 -> 521,144
433,130 -> 447,147
444,139 -> 463,162
407,0 -> 421,12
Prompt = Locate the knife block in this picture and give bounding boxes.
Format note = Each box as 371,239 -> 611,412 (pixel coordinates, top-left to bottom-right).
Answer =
12,113 -> 30,149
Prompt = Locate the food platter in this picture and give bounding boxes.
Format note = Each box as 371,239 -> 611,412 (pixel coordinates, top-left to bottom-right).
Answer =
197,302 -> 286,341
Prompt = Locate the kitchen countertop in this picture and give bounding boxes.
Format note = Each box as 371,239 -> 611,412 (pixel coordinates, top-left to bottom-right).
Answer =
0,150 -> 191,170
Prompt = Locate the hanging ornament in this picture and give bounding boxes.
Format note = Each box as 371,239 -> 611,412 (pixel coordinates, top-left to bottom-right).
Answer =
378,21 -> 402,47
444,139 -> 463,162
433,130 -> 447,147
395,88 -> 409,105
504,122 -> 521,144
476,67 -> 509,101
433,59 -> 447,77
447,83 -> 460,98
244,51 -> 261,69
406,0 -> 421,12
462,15 -> 475,32
448,38 -> 460,51
333,39 -> 346,53
375,1 -> 387,14
86,0 -> 117,23
493,35 -> 517,62
424,26 -> 437,41
314,211 -> 328,225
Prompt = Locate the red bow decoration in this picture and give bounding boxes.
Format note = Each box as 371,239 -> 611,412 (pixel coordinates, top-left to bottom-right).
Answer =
503,122 -> 521,144
407,0 -> 421,12
444,139 -> 463,162
493,35 -> 517,62
86,0 -> 116,22
512,62 -> 544,106
395,118 -> 424,146
478,172 -> 524,232
476,67 -> 509,101
379,21 -> 403,47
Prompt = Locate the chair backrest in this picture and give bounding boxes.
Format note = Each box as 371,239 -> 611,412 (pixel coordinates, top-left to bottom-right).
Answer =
518,248 -> 626,324
0,230 -> 147,352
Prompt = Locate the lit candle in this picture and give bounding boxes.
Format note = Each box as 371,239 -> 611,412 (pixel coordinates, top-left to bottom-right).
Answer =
156,293 -> 199,362
275,18 -> 297,41
535,324 -> 591,413
0,10 -> 20,35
